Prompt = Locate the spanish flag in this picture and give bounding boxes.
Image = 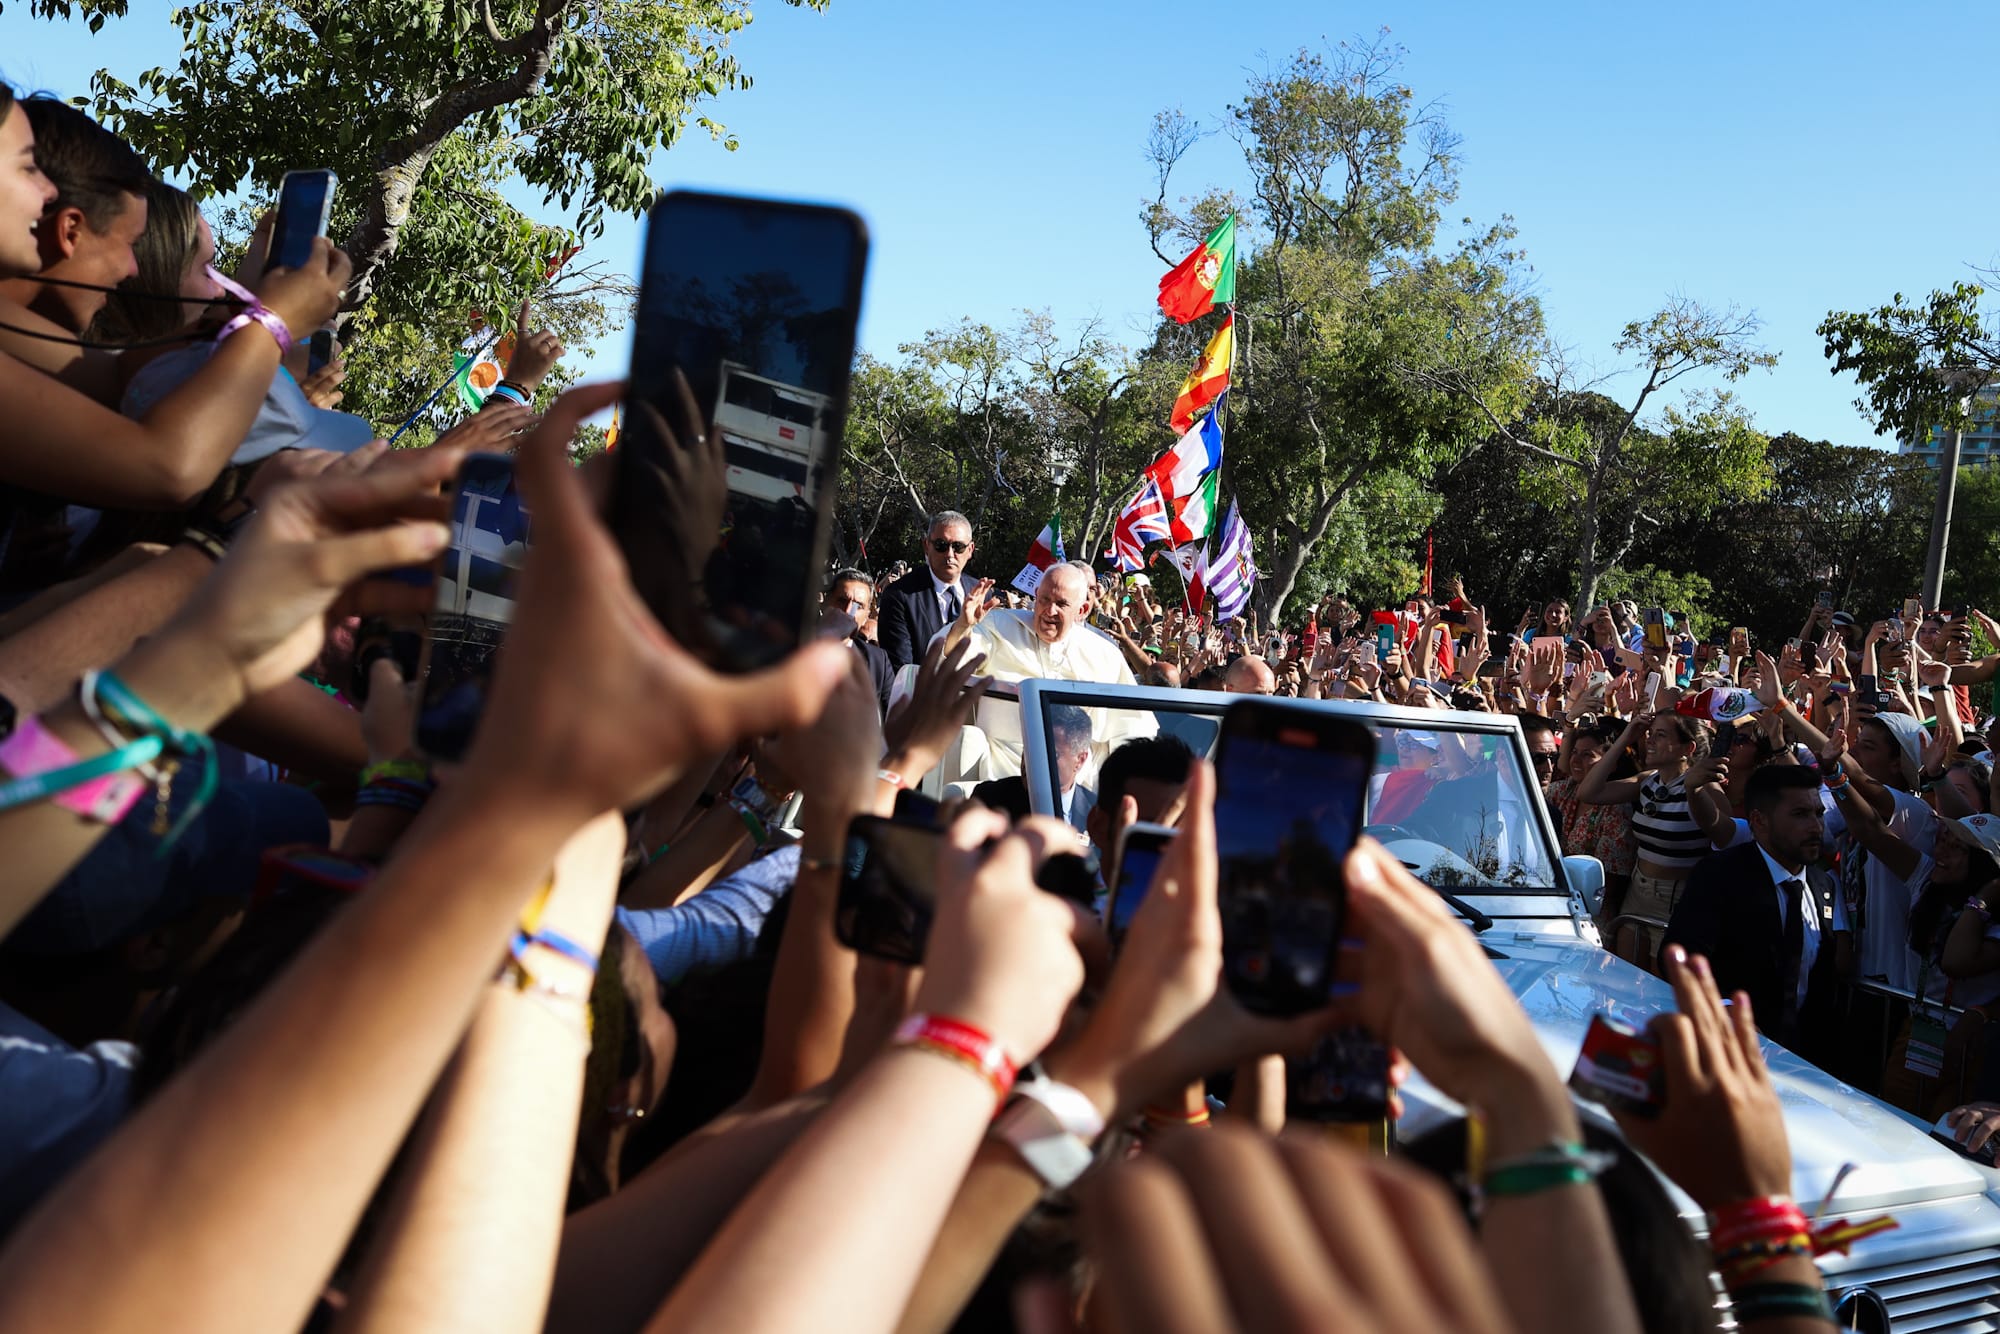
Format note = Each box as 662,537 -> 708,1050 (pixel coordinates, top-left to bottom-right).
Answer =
1170,314 -> 1233,433
1157,214 -> 1236,324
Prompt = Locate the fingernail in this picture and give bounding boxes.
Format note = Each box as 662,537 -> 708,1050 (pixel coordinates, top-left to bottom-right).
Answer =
1346,846 -> 1383,889
1694,955 -> 1711,978
1664,944 -> 1686,966
413,522 -> 451,554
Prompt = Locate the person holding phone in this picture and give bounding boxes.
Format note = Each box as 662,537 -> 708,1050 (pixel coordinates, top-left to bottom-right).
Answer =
1577,710 -> 1711,968
822,568 -> 893,716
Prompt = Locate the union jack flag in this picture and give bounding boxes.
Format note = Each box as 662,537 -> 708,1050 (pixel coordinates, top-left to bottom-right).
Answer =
1108,478 -> 1173,572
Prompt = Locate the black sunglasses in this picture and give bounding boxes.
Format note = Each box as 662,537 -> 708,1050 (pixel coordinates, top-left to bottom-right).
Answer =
930,539 -> 971,555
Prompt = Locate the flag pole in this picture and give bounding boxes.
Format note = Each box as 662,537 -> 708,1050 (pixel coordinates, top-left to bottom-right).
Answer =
387,325 -> 501,446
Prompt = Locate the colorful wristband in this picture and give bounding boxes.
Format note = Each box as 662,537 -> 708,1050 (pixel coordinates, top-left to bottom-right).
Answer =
485,382 -> 529,408
0,715 -> 156,824
215,305 -> 294,355
1481,1141 -> 1615,1201
895,1013 -> 1018,1102
1727,1282 -> 1834,1323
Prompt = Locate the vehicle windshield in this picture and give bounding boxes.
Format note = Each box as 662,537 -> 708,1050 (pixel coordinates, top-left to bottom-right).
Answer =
1022,686 -> 1560,894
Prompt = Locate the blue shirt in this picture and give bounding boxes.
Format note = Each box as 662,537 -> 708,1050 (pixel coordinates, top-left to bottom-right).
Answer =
615,845 -> 798,986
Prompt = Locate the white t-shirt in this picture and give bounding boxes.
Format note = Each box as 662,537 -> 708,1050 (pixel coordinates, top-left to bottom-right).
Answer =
1823,787 -> 1938,992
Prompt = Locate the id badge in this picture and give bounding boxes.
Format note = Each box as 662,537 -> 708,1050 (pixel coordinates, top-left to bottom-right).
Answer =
1906,1013 -> 1948,1079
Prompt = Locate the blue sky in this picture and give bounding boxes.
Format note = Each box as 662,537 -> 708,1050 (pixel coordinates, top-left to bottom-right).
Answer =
7,1 -> 1996,448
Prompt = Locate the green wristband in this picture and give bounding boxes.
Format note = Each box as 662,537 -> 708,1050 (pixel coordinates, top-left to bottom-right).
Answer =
1481,1141 -> 1613,1200
1727,1281 -> 1834,1323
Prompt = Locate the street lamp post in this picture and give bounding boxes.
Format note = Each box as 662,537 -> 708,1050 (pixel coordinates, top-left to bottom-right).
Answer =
1921,369 -> 1985,610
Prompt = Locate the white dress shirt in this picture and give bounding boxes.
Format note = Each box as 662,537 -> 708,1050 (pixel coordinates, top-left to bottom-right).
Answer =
1758,844 -> 1821,1010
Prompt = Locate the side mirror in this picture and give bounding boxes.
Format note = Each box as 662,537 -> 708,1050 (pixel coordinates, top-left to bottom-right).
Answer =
1562,854 -> 1606,915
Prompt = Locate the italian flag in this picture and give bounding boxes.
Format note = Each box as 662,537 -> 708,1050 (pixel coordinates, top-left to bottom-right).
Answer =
1170,314 -> 1233,434
1010,513 -> 1066,596
1157,214 -> 1237,324
1168,470 -> 1219,546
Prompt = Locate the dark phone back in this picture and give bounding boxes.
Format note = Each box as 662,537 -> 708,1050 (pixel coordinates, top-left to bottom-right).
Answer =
1211,700 -> 1373,1017
612,191 -> 868,674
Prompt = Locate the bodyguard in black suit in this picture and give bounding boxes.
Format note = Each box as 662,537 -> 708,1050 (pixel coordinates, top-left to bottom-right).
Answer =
877,510 -> 976,670
1664,764 -> 1839,1055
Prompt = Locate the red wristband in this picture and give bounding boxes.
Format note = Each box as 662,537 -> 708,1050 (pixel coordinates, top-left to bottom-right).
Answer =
894,1013 -> 1017,1101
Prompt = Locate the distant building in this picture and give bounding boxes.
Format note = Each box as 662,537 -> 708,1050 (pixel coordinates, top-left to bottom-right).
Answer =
1902,383 -> 2000,467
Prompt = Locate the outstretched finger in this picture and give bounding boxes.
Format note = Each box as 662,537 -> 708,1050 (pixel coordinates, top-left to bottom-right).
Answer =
516,298 -> 534,339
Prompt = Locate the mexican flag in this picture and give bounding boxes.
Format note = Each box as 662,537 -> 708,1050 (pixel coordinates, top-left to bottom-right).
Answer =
1170,314 -> 1233,433
1157,214 -> 1237,324
1010,513 -> 1066,596
452,332 -> 514,412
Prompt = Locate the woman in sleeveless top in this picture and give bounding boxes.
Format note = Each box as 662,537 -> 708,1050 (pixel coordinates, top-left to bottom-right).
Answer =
1576,709 -> 1710,969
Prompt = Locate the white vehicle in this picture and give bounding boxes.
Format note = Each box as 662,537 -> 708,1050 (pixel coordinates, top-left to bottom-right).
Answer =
1010,680 -> 2000,1332
713,362 -> 827,506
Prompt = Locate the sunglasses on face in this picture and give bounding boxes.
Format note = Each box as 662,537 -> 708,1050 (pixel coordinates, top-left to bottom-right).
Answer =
930,539 -> 971,556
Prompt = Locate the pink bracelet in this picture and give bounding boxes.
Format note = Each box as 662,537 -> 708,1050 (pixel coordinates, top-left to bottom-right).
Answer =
214,305 -> 293,355
0,716 -> 149,823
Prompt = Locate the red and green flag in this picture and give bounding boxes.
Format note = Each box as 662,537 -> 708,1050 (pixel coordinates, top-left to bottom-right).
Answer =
1157,214 -> 1237,324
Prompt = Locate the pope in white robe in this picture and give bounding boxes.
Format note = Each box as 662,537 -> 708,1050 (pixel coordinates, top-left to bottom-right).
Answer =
929,563 -> 1157,779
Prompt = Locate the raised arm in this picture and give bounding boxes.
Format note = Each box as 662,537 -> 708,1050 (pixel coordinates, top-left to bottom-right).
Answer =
1577,713 -> 1647,806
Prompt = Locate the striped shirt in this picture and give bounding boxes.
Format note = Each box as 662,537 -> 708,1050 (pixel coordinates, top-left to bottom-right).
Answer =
1630,772 -> 1709,871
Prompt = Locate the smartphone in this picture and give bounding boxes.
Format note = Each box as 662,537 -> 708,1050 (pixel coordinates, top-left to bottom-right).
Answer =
1356,640 -> 1377,667
1827,681 -> 1852,696
1709,725 -> 1735,760
1786,637 -> 1802,653
836,815 -> 1096,962
1642,606 -> 1667,651
835,815 -> 938,964
1933,1114 -> 2000,1166
308,328 -> 334,376
1212,699 -> 1372,1016
1288,1026 -> 1392,1123
1905,596 -> 1926,625
271,169 -> 336,272
1569,1013 -> 1665,1118
1375,623 -> 1394,659
1642,670 -> 1661,701
1108,822 -> 1177,945
611,191 -> 869,674
1439,608 -> 1469,627
412,454 -> 527,761
1477,656 -> 1505,678
1816,590 -> 1835,609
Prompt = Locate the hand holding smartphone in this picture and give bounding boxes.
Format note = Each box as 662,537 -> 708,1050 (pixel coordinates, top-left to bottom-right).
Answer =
271,169 -> 336,272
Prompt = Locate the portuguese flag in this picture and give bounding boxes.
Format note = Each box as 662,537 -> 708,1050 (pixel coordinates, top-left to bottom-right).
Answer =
1170,314 -> 1233,433
1157,214 -> 1237,324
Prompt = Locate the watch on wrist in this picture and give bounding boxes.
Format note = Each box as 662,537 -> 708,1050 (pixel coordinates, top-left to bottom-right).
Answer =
990,1074 -> 1105,1191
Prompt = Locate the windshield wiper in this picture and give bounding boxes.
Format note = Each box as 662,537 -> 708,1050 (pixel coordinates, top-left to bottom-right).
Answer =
1387,861 -> 1494,932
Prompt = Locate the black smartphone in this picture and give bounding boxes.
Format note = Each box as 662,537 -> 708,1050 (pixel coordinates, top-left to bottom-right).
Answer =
411,454 -> 527,761
308,328 -> 334,375
1439,608 -> 1469,627
271,169 -> 336,272
836,816 -> 1098,963
1108,821 -> 1176,946
1212,699 -> 1373,1016
836,815 -> 937,965
1709,724 -> 1735,761
612,190 -> 869,674
1287,1026 -> 1391,1122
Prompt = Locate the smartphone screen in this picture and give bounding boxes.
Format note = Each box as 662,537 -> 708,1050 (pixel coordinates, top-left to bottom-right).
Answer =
612,190 -> 869,673
271,170 -> 336,272
412,454 -> 526,761
1288,1026 -> 1391,1122
1109,823 -> 1176,944
835,815 -> 939,964
1904,597 -> 1926,624
1212,700 -> 1373,1016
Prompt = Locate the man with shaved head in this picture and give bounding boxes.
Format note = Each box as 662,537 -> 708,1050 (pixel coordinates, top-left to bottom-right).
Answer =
935,560 -> 1154,775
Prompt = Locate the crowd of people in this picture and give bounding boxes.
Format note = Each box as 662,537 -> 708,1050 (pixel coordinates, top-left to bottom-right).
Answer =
0,84 -> 1972,1333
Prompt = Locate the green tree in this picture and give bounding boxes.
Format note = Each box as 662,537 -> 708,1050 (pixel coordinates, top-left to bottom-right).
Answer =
1422,298 -> 1778,613
1819,282 -> 2000,442
1144,36 -> 1543,624
22,0 -> 820,425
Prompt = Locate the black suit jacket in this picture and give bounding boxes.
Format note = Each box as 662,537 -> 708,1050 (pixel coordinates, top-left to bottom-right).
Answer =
1662,841 -> 1837,1049
852,635 -> 895,716
877,567 -> 970,671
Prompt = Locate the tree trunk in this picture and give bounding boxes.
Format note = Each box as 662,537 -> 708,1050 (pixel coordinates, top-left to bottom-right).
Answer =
1573,475 -> 1604,613
1256,469 -> 1361,626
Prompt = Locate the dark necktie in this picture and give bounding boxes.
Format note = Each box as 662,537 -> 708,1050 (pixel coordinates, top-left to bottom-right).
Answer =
944,587 -> 961,625
1780,877 -> 1806,1035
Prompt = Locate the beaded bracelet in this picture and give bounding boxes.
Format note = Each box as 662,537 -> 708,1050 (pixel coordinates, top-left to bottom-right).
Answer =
353,775 -> 435,813
1727,1282 -> 1834,1324
485,381 -> 529,408
360,758 -> 431,787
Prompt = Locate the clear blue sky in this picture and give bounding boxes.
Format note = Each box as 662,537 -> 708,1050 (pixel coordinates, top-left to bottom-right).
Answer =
7,0 -> 1996,448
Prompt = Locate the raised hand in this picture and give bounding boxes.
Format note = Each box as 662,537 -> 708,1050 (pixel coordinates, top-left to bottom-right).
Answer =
434,401 -> 535,453
504,299 -> 567,395
1610,948 -> 1792,1210
254,236 -> 352,339
882,634 -> 989,782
